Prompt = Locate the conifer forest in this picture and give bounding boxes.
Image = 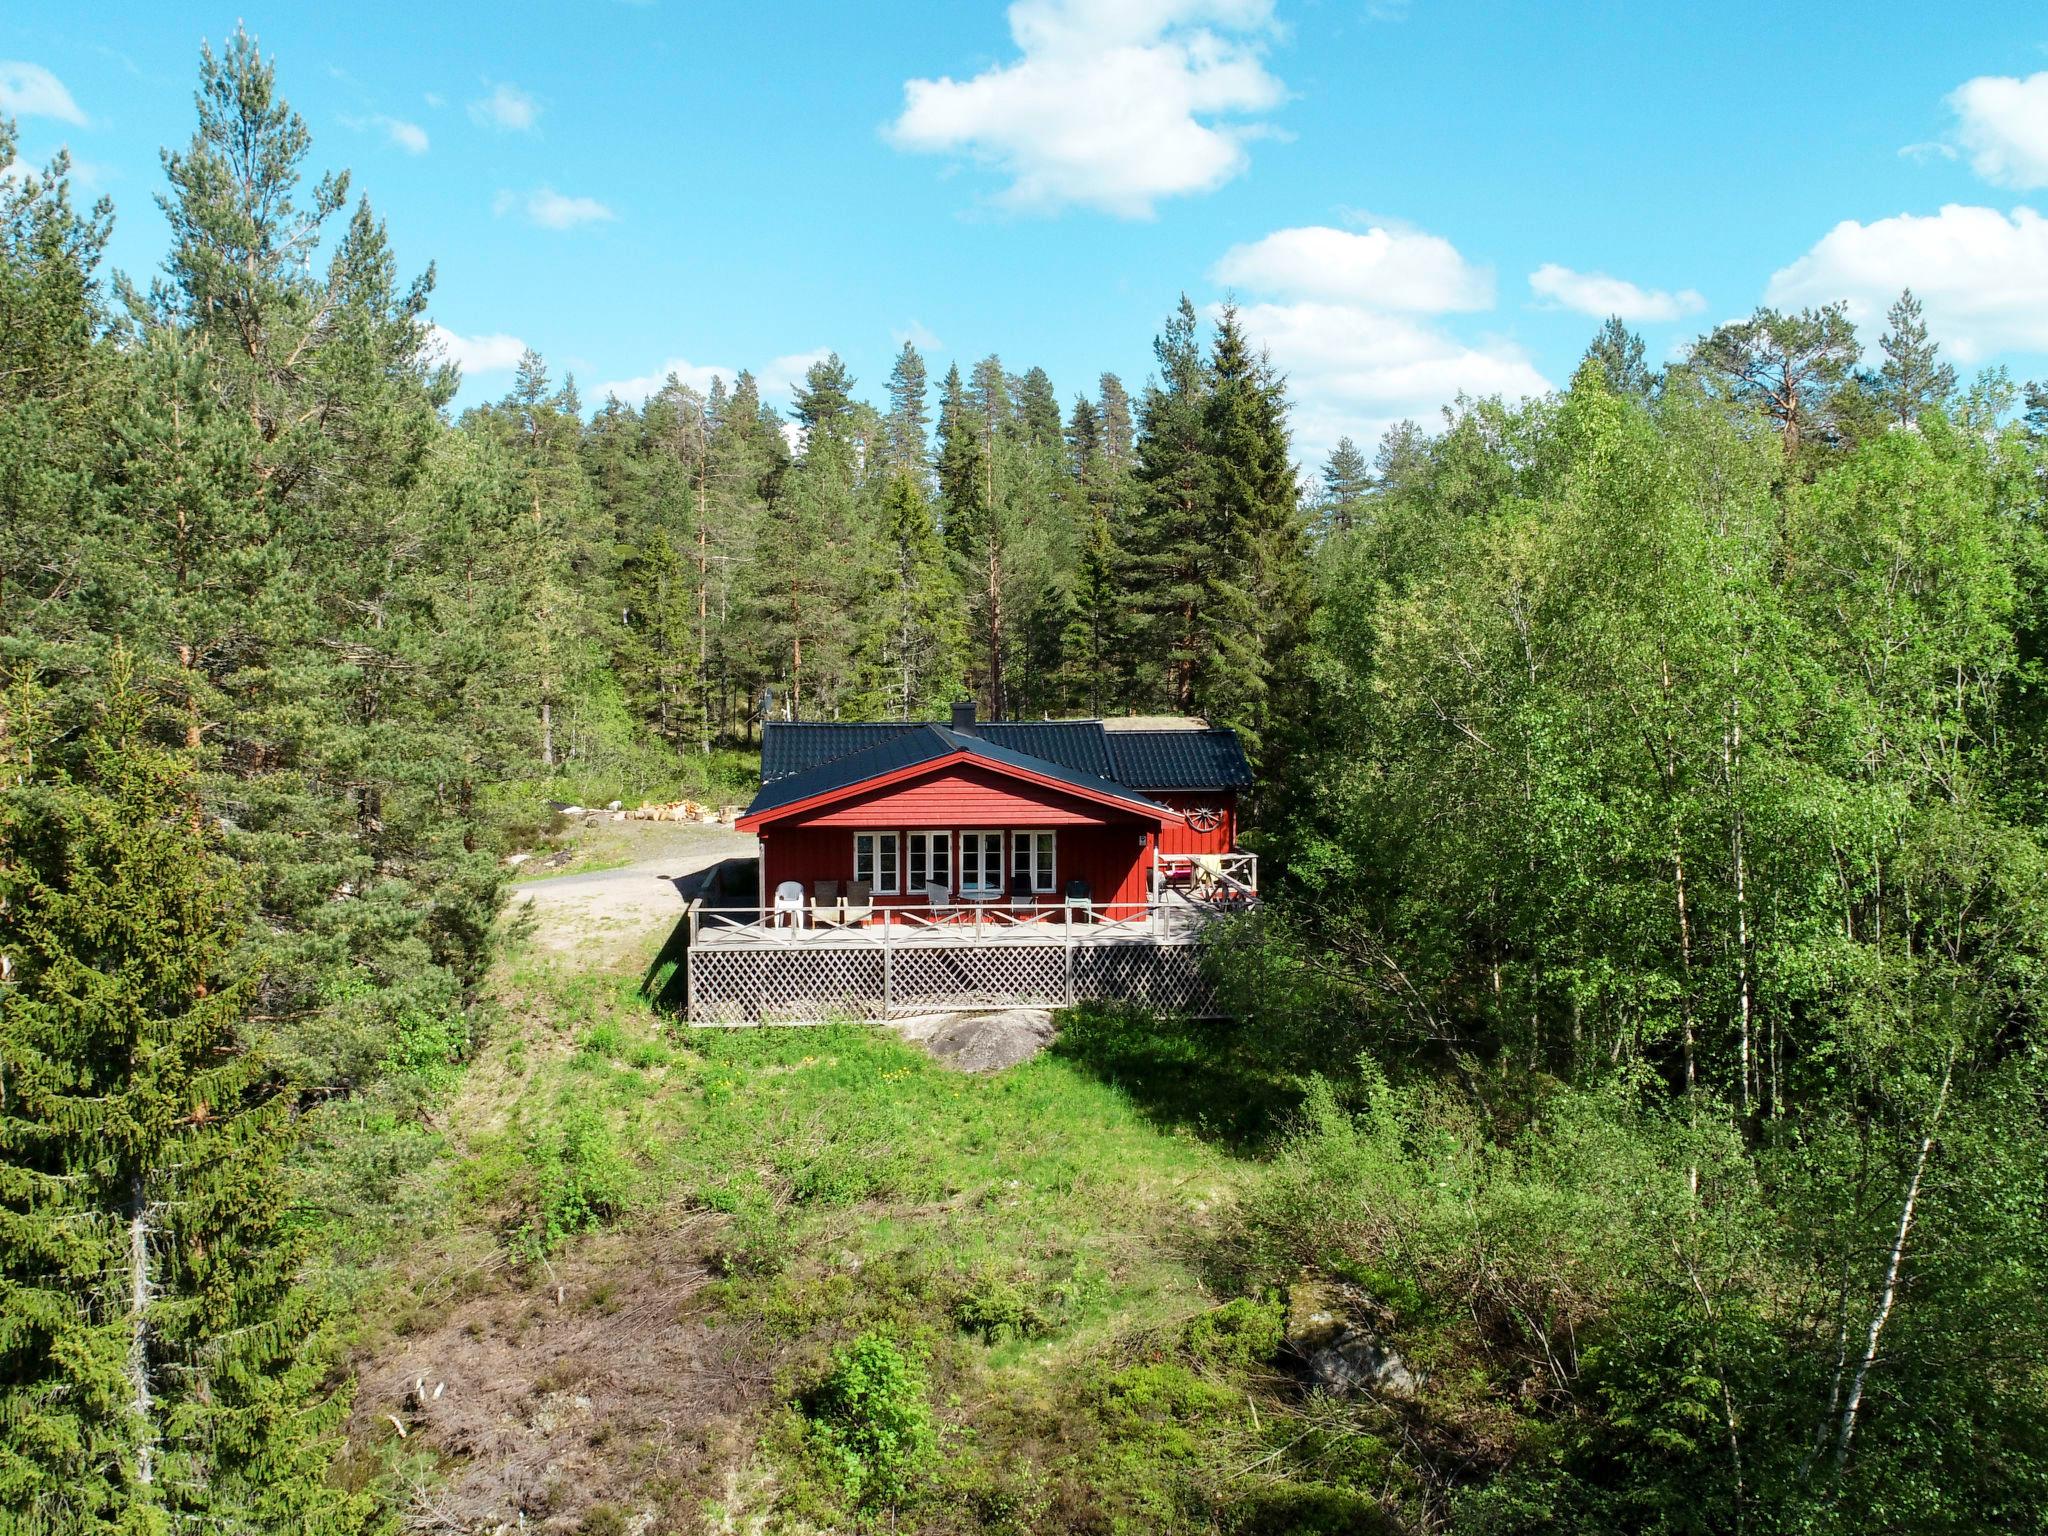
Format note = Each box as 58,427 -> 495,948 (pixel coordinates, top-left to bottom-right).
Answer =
3,27 -> 2046,1536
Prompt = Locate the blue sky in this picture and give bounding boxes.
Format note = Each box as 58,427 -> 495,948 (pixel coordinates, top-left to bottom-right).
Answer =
6,1 -> 2048,466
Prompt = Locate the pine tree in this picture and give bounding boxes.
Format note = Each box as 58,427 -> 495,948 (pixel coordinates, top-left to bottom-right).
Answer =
882,341 -> 930,481
1692,304 -> 1862,462
1583,315 -> 1653,399
792,353 -> 857,442
1096,373 -> 1135,469
1015,366 -> 1062,449
1316,436 -> 1371,536
0,667 -> 371,1534
1876,288 -> 1955,428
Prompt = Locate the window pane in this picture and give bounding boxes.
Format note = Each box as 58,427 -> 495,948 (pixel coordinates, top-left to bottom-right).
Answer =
909,837 -> 927,888
1035,833 -> 1056,890
879,835 -> 898,891
932,835 -> 950,885
855,834 -> 873,883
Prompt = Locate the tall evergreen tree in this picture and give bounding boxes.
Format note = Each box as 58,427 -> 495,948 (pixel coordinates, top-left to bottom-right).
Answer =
1129,296 -> 1214,713
0,670 -> 371,1534
883,340 -> 930,479
1316,436 -> 1372,536
1692,304 -> 1862,463
1875,288 -> 1956,428
1583,314 -> 1653,399
1015,365 -> 1063,449
1097,372 -> 1135,468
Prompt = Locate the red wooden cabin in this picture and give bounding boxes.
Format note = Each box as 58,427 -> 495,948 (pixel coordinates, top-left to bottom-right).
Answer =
735,703 -> 1253,921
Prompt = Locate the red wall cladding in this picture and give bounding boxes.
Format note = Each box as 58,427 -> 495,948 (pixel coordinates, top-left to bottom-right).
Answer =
1151,791 -> 1237,855
761,824 -> 1153,910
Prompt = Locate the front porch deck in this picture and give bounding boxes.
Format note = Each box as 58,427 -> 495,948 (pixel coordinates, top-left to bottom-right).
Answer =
682,898 -> 1243,1023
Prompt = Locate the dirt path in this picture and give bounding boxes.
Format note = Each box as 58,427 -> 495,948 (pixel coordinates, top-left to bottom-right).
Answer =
509,822 -> 756,960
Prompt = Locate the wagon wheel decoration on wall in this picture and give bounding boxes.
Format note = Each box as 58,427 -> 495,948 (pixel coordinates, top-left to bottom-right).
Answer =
1182,805 -> 1224,834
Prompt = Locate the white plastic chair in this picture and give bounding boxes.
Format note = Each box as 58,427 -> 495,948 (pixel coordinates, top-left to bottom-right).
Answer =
772,880 -> 805,929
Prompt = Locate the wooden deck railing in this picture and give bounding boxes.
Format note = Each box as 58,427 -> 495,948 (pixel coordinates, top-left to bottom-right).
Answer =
688,896 -> 1247,949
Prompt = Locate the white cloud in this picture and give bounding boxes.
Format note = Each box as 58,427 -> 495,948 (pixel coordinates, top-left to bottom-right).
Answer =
429,324 -> 529,376
495,185 -> 616,229
468,81 -> 539,133
1214,219 -> 1550,469
1213,223 -> 1492,312
0,61 -> 87,126
384,117 -> 429,153
1527,262 -> 1705,322
1765,203 -> 2048,363
343,113 -> 429,154
1234,300 -> 1550,462
892,320 -> 944,352
1947,71 -> 2048,189
424,91 -> 447,109
595,357 -> 733,404
886,0 -> 1287,217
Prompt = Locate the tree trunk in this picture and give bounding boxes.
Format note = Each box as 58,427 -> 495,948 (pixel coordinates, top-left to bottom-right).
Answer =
1834,1051 -> 1955,1473
128,1173 -> 155,1490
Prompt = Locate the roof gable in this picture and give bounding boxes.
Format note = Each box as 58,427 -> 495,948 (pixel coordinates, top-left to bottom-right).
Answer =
740,724 -> 1173,829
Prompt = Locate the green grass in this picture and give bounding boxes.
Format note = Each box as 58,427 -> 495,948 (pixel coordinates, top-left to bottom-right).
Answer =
336,963 -> 1395,1532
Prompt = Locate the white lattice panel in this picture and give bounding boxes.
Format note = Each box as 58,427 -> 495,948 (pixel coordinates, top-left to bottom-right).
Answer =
892,945 -> 1067,1012
686,937 -> 1219,1023
688,945 -> 887,1023
1073,943 -> 1217,1015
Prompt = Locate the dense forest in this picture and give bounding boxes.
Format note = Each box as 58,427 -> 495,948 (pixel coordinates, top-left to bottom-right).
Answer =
2,29 -> 2045,1536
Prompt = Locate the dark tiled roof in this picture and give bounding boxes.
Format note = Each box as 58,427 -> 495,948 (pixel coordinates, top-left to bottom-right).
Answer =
1105,729 -> 1254,790
760,722 -> 923,782
973,721 -> 1114,778
744,722 -> 1178,821
747,725 -> 952,815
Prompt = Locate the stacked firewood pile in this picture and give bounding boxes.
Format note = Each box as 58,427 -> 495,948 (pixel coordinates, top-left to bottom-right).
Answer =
550,799 -> 741,826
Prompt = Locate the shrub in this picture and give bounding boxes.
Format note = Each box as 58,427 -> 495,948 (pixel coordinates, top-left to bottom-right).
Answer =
951,1264 -> 1048,1343
802,1333 -> 937,1510
522,1105 -> 635,1254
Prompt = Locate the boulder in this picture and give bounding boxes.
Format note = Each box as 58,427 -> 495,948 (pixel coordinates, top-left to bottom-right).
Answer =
1305,1326 -> 1419,1399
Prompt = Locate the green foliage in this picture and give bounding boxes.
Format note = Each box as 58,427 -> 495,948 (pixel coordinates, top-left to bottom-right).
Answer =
0,666 -> 374,1534
802,1333 -> 938,1510
521,1106 -> 637,1256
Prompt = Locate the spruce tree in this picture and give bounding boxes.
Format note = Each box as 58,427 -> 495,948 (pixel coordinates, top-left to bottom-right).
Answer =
1129,296 -> 1213,713
0,669 -> 370,1534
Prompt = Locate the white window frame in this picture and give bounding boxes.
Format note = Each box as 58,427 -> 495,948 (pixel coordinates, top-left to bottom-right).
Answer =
958,829 -> 1003,896
853,831 -> 899,895
1011,829 -> 1057,893
907,831 -> 952,893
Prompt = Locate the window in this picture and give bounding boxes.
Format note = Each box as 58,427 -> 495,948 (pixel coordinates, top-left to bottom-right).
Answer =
853,832 -> 899,894
907,831 -> 951,893
959,830 -> 1002,895
1011,830 -> 1057,893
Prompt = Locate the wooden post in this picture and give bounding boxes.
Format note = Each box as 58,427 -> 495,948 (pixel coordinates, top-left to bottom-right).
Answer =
883,943 -> 895,1019
684,900 -> 698,1022
1064,927 -> 1076,1006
